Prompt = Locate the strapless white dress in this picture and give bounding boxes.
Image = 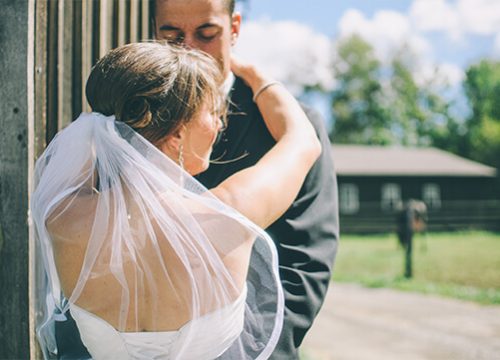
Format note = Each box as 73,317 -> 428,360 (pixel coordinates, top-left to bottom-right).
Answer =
70,287 -> 247,360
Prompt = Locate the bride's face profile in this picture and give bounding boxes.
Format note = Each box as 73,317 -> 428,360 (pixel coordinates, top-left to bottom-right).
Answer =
166,101 -> 223,175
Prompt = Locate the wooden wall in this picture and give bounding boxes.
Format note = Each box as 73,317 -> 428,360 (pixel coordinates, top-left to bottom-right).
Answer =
0,1 -> 152,358
35,0 -> 152,146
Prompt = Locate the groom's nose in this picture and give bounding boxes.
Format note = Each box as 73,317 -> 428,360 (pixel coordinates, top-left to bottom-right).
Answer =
183,34 -> 199,50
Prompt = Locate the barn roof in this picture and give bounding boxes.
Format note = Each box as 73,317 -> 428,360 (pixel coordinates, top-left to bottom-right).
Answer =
332,145 -> 497,177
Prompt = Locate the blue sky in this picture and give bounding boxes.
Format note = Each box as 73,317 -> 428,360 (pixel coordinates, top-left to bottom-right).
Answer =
234,0 -> 500,125
236,0 -> 500,79
245,0 -> 412,36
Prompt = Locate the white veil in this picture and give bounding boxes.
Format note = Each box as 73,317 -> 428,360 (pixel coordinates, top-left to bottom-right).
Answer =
32,112 -> 283,359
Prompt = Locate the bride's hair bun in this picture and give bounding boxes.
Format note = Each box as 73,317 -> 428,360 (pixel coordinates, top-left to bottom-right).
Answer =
86,42 -> 225,146
122,97 -> 153,129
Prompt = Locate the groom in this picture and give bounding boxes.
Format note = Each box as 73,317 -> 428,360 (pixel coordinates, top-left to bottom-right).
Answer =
152,0 -> 339,358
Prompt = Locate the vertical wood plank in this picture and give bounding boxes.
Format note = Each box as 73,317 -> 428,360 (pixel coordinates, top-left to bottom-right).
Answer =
140,0 -> 151,41
34,0 -> 49,157
92,0 -> 100,67
125,0 -> 131,43
46,0 -> 59,142
99,0 -> 114,58
117,0 -> 127,46
72,0 -> 83,119
0,0 -> 32,358
81,0 -> 94,112
58,0 -> 74,128
28,1 -> 40,359
130,0 -> 139,42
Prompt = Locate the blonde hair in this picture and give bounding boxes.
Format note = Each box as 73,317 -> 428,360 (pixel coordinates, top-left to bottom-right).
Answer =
86,42 -> 225,144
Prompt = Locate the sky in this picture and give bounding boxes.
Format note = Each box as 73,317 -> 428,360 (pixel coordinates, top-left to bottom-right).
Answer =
233,0 -> 500,124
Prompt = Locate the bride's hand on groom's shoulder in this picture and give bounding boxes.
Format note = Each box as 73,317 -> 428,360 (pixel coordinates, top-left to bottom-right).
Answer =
230,56 -> 271,94
229,55 -> 253,81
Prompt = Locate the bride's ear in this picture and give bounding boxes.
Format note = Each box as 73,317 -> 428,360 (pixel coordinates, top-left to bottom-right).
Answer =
158,125 -> 186,157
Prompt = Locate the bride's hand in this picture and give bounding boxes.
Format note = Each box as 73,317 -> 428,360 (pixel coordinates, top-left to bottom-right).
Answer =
230,56 -> 269,94
229,55 -> 249,78
230,56 -> 312,144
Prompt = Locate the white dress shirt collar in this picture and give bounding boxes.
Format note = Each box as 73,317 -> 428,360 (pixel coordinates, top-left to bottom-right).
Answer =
222,72 -> 236,98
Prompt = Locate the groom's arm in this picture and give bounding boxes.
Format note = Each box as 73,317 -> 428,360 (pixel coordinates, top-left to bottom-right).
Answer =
268,105 -> 339,359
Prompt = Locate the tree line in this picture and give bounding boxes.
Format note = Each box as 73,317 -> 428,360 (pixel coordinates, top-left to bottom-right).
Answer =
329,34 -> 500,172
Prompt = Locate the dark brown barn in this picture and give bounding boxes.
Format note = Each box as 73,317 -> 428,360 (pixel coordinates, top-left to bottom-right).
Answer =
333,145 -> 500,233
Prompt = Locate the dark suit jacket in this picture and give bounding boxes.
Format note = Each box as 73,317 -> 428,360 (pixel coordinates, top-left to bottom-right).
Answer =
197,77 -> 339,359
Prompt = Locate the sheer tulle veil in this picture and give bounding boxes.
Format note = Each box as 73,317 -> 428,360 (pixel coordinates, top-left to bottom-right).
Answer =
31,112 -> 284,359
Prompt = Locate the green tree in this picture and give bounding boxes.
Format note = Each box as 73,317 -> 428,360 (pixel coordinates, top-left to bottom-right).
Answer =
331,35 -> 391,144
388,47 -> 459,148
463,60 -> 500,170
331,36 -> 459,148
387,50 -> 427,146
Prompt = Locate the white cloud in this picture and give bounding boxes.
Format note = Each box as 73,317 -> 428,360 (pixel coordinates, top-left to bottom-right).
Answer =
410,0 -> 500,41
336,8 -> 465,88
458,0 -> 500,36
410,0 -> 461,40
234,19 -> 334,95
438,63 -> 465,86
339,9 -> 411,43
337,9 -> 432,63
414,62 -> 464,88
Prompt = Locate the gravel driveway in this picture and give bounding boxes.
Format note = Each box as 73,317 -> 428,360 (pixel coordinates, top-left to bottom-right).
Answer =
301,283 -> 500,360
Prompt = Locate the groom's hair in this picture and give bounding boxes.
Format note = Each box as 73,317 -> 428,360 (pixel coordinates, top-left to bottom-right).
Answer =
150,0 -> 236,30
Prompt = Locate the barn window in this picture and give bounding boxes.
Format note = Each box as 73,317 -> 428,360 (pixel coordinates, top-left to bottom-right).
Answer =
340,184 -> 359,214
381,183 -> 401,211
423,183 -> 441,209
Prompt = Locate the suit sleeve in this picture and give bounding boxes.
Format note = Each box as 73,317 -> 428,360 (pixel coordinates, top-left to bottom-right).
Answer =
267,105 -> 339,359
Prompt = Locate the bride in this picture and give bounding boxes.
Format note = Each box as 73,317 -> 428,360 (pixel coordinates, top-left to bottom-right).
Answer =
32,42 -> 320,359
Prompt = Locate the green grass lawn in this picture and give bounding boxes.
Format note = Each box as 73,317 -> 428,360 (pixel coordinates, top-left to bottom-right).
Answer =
332,231 -> 500,304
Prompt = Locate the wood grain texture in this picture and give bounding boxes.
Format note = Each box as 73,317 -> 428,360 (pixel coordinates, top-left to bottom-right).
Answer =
0,0 -> 31,358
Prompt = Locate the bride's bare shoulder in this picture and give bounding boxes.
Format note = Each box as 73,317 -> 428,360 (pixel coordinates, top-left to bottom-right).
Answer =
45,188 -> 99,241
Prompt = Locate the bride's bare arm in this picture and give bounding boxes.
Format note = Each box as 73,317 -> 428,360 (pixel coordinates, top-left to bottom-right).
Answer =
210,58 -> 321,229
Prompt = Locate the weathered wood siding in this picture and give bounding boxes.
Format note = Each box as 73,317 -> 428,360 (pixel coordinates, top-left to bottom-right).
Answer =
0,0 -> 33,358
38,0 -> 152,143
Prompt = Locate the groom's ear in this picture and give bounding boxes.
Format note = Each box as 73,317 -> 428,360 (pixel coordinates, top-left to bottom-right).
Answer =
230,12 -> 242,46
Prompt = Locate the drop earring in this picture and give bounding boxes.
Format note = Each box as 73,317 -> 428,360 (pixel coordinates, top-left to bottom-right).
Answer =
178,144 -> 184,169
